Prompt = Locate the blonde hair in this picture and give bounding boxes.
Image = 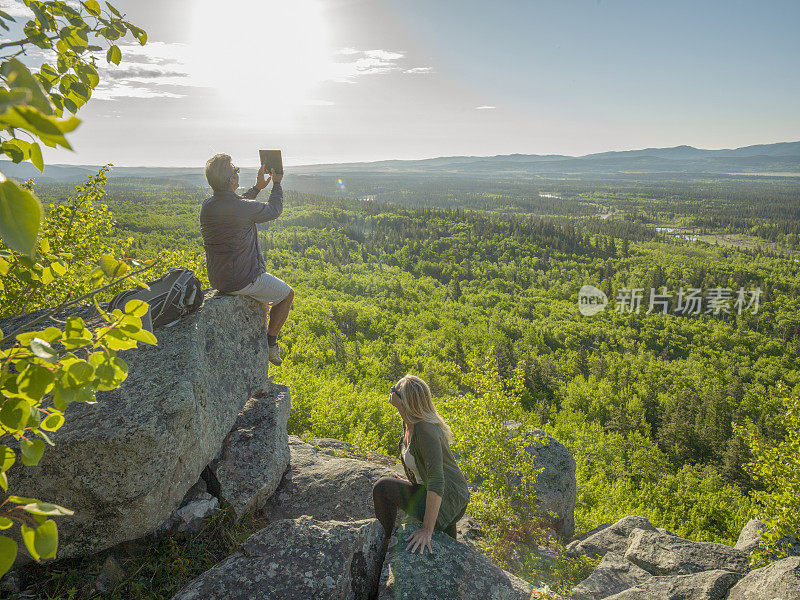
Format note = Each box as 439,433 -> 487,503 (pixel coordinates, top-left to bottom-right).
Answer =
397,374 -> 453,444
205,153 -> 234,191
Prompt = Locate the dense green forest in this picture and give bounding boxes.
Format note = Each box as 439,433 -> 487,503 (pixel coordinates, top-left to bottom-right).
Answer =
24,173 -> 800,551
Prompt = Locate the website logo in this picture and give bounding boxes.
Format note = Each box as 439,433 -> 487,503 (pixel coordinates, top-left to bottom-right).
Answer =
578,285 -> 608,316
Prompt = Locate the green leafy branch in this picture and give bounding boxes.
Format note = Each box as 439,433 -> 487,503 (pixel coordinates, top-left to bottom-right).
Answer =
1,0 -> 148,171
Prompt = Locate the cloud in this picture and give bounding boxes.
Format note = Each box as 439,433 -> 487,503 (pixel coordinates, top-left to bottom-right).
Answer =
92,42 -> 196,100
475,105 -> 497,110
105,67 -> 190,80
330,48 -> 406,81
329,48 -> 432,83
115,42 -> 192,66
305,99 -> 335,106
91,84 -> 185,100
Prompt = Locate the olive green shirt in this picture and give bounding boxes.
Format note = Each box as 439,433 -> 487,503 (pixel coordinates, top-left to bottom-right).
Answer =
398,420 -> 471,529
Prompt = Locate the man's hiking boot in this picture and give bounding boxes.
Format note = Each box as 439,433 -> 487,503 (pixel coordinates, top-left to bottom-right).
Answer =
268,343 -> 282,366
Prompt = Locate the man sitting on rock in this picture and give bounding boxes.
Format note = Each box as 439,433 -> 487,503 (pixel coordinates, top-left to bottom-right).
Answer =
200,153 -> 294,366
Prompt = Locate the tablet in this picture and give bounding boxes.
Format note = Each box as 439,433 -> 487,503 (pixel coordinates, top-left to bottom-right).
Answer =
259,150 -> 283,175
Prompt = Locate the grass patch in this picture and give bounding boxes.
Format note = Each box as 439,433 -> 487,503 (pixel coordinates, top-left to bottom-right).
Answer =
10,507 -> 270,600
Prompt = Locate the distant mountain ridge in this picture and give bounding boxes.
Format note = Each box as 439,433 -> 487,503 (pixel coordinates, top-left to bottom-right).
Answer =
2,141 -> 799,183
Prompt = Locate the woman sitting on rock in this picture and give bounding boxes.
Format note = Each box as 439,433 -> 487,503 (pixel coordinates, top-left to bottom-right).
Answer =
372,374 -> 471,555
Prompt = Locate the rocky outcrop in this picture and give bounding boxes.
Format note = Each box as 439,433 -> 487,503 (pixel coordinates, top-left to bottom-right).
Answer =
505,424 -> 577,539
624,528 -> 749,575
571,553 -> 652,600
567,516 -> 656,559
734,519 -> 767,554
208,381 -> 291,518
570,523 -> 751,599
170,516 -> 386,600
727,556 -> 800,599
601,570 -> 743,600
261,435 -> 398,523
378,521 -> 536,600
2,291 -> 271,561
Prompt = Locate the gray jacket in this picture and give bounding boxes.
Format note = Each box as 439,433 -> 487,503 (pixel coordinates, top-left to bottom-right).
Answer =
200,183 -> 283,292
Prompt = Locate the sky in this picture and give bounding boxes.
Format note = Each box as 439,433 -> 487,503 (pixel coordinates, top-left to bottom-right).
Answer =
2,0 -> 799,167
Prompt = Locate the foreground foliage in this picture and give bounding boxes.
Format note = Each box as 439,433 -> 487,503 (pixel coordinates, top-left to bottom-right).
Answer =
0,0 -> 149,573
738,389 -> 800,568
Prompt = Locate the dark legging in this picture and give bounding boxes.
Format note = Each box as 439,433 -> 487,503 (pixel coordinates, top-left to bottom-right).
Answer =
372,476 -> 462,539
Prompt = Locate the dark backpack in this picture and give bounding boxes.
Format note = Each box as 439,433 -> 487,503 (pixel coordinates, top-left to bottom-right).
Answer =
108,267 -> 203,332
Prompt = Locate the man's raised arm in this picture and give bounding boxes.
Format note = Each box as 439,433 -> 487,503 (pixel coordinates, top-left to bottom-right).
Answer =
240,165 -> 284,223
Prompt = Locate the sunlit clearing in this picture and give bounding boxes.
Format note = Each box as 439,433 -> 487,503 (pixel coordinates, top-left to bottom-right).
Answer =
190,0 -> 332,121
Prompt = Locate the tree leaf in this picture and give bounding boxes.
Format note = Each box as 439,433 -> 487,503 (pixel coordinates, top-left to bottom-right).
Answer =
66,360 -> 94,386
89,352 -> 127,390
21,503 -> 73,517
29,142 -> 44,172
1,106 -> 80,149
0,397 -> 29,431
0,58 -> 55,115
7,496 -> 40,504
124,299 -> 149,317
50,260 -> 67,276
20,524 -> 39,561
106,44 -> 121,65
120,325 -> 157,345
33,520 -> 58,560
0,88 -> 31,111
105,2 -> 123,18
0,536 -> 17,578
0,173 -> 43,257
83,0 -> 101,16
30,338 -> 57,363
41,413 -> 65,432
15,364 -> 55,402
20,438 -> 45,467
0,445 -> 14,472
98,254 -> 128,278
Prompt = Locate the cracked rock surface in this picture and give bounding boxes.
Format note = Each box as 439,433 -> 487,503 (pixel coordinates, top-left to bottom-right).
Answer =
171,516 -> 386,600
210,382 -> 291,518
378,521 -> 535,600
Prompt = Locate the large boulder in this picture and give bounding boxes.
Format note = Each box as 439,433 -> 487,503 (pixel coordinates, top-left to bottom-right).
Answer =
727,556 -> 800,599
208,381 -> 291,518
170,516 -> 386,600
2,291 -> 271,560
378,521 -> 536,600
570,553 -> 652,600
261,435 -> 398,523
734,518 -> 800,557
567,516 -> 656,559
602,570 -> 743,600
735,519 -> 768,554
505,424 -> 577,539
624,528 -> 749,576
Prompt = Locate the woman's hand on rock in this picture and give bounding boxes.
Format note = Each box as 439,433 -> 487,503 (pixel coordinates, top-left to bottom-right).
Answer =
406,527 -> 434,555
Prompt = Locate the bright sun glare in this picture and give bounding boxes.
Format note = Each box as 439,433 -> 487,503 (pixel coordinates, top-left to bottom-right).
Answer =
190,0 -> 332,120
